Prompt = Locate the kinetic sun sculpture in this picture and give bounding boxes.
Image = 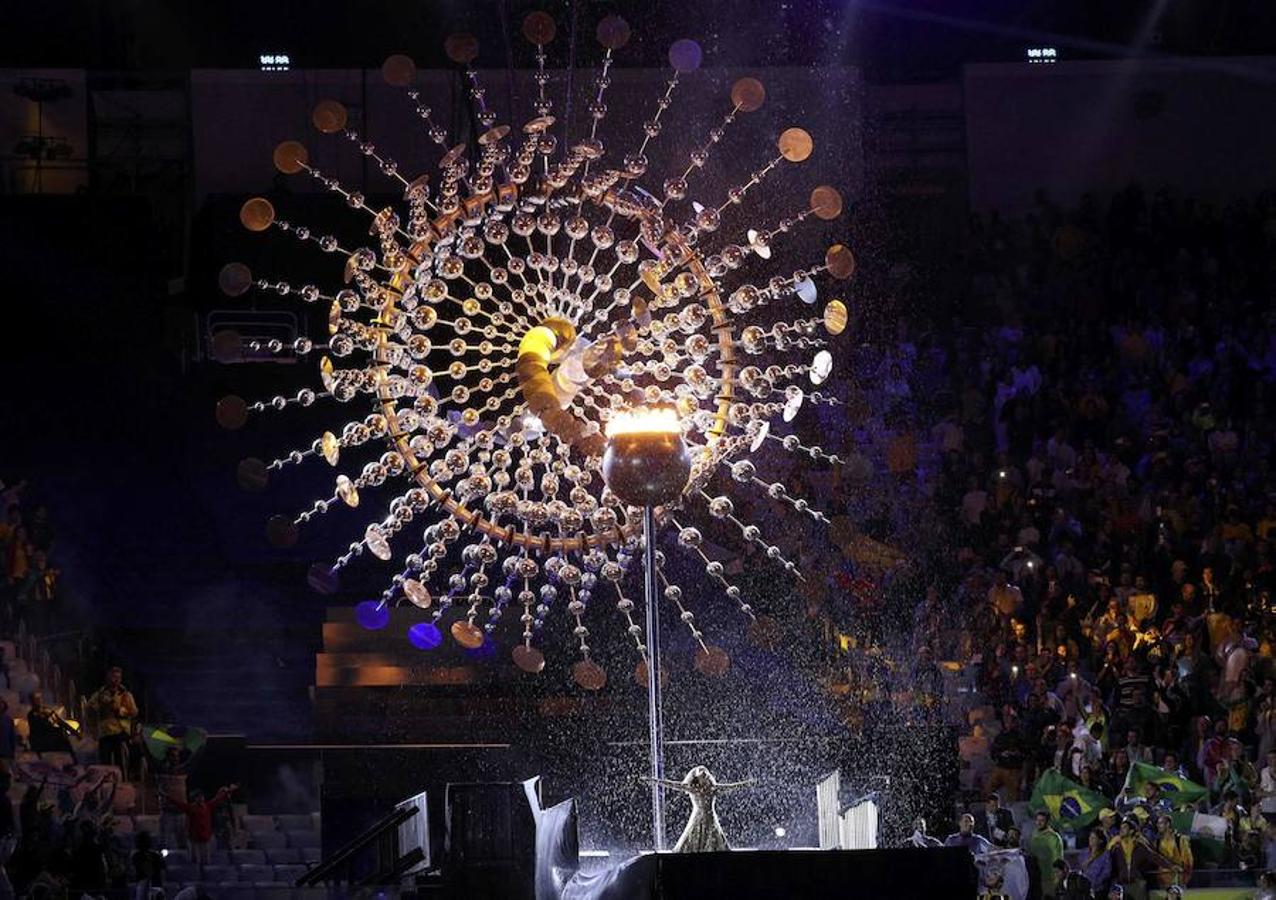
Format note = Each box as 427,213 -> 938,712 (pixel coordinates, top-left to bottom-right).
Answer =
216,12 -> 854,691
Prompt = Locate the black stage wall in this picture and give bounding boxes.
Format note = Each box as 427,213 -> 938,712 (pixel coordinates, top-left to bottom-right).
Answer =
309,723 -> 958,879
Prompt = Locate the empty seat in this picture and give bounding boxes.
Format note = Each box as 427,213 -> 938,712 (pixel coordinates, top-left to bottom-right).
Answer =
251,831 -> 288,850
286,830 -> 320,850
165,864 -> 198,883
239,863 -> 275,883
274,864 -> 309,884
202,864 -> 238,883
294,889 -> 334,900
241,814 -> 277,833
231,849 -> 268,866
300,847 -> 321,864
275,814 -> 313,832
256,888 -> 292,900
264,848 -> 301,865
216,884 -> 256,900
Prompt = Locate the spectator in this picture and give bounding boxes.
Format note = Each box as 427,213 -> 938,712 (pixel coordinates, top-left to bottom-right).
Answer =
164,784 -> 237,878
90,666 -> 138,773
974,792 -> 1015,847
68,819 -> 106,896
156,747 -> 189,850
989,706 -> 1027,801
1082,829 -> 1113,897
944,813 -> 994,853
0,702 -> 16,764
908,816 -> 942,848
26,693 -> 74,756
1028,810 -> 1064,899
1260,750 -> 1276,825
129,830 -> 164,900
1108,817 -> 1156,897
1153,814 -> 1193,889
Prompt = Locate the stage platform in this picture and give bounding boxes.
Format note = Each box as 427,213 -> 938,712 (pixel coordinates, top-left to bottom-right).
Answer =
560,848 -> 979,899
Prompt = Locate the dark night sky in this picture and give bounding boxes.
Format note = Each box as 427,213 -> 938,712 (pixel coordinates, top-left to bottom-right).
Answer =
4,0 -> 1276,79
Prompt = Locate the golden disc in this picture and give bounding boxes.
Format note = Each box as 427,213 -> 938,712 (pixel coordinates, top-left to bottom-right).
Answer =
777,127 -> 813,162
633,658 -> 671,689
403,578 -> 431,609
236,457 -> 269,492
596,15 -> 631,50
810,185 -> 843,220
239,197 -> 275,232
312,99 -> 348,135
320,431 -> 340,466
748,615 -> 782,650
328,299 -> 342,335
730,77 -> 766,112
825,244 -> 856,280
211,329 -> 243,363
523,115 -> 556,134
522,11 -> 556,45
381,54 -> 417,87
319,356 -> 336,392
513,644 -> 546,673
439,142 -> 468,169
218,262 -> 253,297
403,173 -> 430,199
266,515 -> 299,548
335,474 -> 360,508
824,299 -> 848,335
478,125 -> 510,146
365,525 -> 393,561
444,33 -> 479,65
272,141 -> 308,175
694,645 -> 731,677
668,39 -> 703,73
572,659 -> 608,690
810,349 -> 834,385
451,620 -> 485,649
215,395 -> 248,430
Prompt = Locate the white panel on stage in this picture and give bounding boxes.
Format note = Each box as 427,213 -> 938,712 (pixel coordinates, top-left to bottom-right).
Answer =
838,796 -> 878,851
394,788 -> 430,872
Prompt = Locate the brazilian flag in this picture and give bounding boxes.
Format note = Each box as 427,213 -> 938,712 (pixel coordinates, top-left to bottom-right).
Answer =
1121,762 -> 1208,808
1169,810 -> 1228,864
1029,770 -> 1108,829
140,723 -> 208,761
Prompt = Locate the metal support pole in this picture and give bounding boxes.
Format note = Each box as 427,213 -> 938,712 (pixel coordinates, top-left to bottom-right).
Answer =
642,504 -> 666,851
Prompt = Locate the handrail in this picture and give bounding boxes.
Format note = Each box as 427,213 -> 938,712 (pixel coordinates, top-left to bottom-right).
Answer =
295,805 -> 418,887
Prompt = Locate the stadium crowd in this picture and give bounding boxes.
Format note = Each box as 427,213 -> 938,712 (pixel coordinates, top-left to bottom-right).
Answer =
0,479 -> 240,899
882,185 -> 1276,899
